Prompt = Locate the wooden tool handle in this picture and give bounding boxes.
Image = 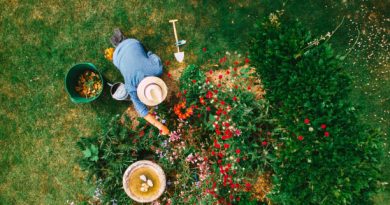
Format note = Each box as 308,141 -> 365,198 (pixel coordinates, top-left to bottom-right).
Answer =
169,19 -> 180,52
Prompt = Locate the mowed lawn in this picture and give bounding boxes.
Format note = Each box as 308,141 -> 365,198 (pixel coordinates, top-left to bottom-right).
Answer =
0,0 -> 388,204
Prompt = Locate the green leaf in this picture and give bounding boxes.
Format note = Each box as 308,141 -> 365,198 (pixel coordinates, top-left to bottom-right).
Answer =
91,156 -> 98,162
82,148 -> 91,158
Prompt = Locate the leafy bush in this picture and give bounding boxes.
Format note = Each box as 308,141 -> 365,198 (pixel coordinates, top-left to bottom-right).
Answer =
77,115 -> 161,204
249,13 -> 384,204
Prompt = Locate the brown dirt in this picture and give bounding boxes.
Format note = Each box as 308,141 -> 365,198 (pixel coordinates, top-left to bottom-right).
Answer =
205,65 -> 265,99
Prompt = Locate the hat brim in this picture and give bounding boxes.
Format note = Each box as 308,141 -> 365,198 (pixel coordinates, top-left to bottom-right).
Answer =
137,76 -> 168,106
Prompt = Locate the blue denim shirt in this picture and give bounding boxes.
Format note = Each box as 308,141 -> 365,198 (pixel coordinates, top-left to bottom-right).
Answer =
113,39 -> 163,117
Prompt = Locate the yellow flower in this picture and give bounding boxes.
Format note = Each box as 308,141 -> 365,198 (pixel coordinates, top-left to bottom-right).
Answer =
104,47 -> 114,61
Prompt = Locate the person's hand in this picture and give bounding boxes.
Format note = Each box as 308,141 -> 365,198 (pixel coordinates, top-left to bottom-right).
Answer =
160,125 -> 170,135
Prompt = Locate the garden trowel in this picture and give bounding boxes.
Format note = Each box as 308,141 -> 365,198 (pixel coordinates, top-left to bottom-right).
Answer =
169,19 -> 185,62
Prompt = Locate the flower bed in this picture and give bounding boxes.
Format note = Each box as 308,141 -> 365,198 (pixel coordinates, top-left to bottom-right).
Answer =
78,52 -> 275,204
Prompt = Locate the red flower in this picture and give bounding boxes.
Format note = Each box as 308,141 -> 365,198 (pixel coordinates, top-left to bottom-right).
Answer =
234,67 -> 238,71
235,149 -> 241,154
197,114 -> 201,118
206,106 -> 211,111
226,70 -> 230,75
202,47 -> 207,52
324,132 -> 330,137
298,135 -> 304,141
224,143 -> 230,149
233,96 -> 237,101
183,90 -> 187,94
247,86 -> 251,90
262,141 -> 267,146
219,74 -> 223,79
220,101 -> 225,105
192,79 -> 197,83
218,152 -> 224,158
234,61 -> 239,65
236,158 -> 240,163
167,72 -> 172,78
199,97 -> 205,105
219,56 -> 227,64
235,129 -> 241,136
229,195 -> 233,200
304,118 -> 310,124
211,151 -> 216,156
321,124 -> 327,129
214,90 -> 218,94
217,83 -> 221,87
214,139 -> 221,148
206,91 -> 213,99
165,60 -> 171,66
139,130 -> 145,137
222,135 -> 232,140
234,85 -> 238,89
244,58 -> 250,64
224,129 -> 233,137
218,159 -> 222,164
204,157 -> 208,161
236,197 -> 240,201
209,70 -> 213,74
245,183 -> 251,190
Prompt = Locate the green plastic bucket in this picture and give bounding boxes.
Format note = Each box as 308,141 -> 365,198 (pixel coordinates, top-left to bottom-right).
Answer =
65,63 -> 104,103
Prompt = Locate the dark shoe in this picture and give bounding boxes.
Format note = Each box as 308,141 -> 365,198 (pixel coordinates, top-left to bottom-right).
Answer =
110,28 -> 126,47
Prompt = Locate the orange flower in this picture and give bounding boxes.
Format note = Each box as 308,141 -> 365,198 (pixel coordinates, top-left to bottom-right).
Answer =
174,101 -> 193,120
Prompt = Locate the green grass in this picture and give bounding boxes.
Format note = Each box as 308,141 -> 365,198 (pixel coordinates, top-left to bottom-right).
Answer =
0,0 -> 388,204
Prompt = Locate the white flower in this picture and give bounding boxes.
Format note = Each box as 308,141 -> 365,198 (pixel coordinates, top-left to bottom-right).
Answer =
309,127 -> 314,132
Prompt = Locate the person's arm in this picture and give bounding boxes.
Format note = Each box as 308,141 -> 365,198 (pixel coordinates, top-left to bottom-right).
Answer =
129,91 -> 170,135
144,113 -> 170,135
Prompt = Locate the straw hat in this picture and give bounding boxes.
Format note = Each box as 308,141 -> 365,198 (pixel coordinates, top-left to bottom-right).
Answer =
137,77 -> 168,106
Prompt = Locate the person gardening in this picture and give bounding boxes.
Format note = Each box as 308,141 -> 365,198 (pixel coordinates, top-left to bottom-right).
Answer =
109,28 -> 170,135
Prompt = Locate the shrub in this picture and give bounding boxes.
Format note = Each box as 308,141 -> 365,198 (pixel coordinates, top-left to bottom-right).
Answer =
249,13 -> 383,204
